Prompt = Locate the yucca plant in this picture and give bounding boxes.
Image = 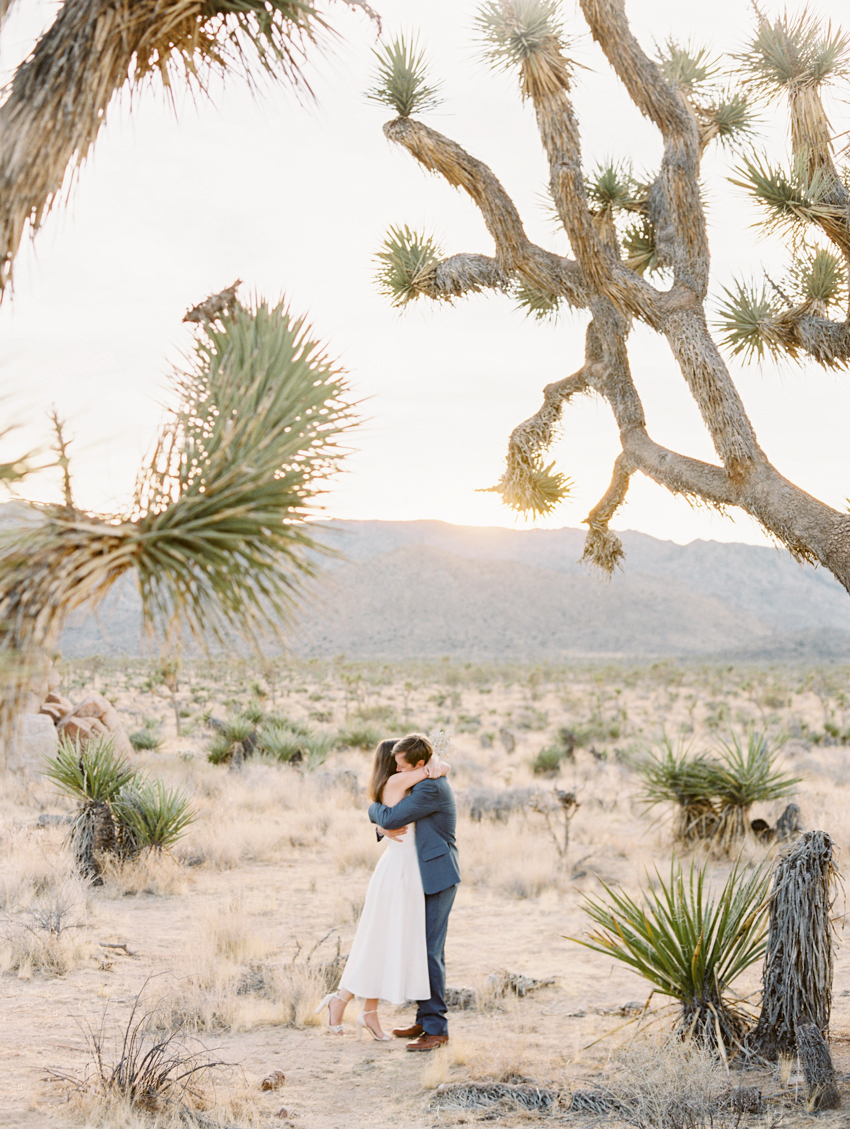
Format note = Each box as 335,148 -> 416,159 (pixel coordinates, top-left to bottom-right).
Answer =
575,858 -> 771,1056
632,738 -> 720,844
704,731 -> 800,851
375,226 -> 444,307
258,721 -> 332,768
366,34 -> 443,118
475,0 -> 572,101
336,722 -> 382,751
1,290 -> 356,753
128,727 -> 163,752
44,736 -> 140,877
113,780 -> 195,853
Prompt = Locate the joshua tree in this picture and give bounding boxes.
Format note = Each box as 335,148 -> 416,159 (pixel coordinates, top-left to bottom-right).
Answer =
371,2 -> 850,591
0,0 -> 378,293
0,287 -> 356,758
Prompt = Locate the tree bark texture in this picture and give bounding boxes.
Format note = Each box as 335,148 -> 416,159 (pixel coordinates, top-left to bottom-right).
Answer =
381,0 -> 850,592
750,831 -> 836,1061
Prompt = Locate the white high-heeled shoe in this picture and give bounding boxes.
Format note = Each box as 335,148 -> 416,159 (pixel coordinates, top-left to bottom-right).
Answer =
356,1010 -> 391,1042
314,991 -> 346,1034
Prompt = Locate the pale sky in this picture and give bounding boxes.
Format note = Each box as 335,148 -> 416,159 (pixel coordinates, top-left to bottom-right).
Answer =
1,0 -> 849,548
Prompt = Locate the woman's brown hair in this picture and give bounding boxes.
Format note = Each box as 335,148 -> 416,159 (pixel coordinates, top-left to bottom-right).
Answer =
367,738 -> 403,802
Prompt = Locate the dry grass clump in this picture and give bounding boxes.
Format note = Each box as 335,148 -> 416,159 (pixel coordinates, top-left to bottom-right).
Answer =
96,852 -> 188,898
0,821 -> 76,910
1,873 -> 93,977
461,814 -> 564,897
599,1037 -> 740,1129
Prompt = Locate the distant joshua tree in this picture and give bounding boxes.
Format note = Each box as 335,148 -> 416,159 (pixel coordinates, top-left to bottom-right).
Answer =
371,2 -> 850,591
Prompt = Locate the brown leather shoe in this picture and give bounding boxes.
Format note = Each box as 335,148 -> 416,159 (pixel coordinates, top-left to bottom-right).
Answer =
406,1034 -> 449,1052
392,1024 -> 424,1039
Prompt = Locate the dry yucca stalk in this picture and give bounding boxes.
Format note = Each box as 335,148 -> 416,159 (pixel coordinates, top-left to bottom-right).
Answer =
749,830 -> 837,1061
0,293 -> 356,758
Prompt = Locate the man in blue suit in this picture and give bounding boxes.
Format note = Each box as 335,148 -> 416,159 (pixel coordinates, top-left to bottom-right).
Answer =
368,733 -> 460,1051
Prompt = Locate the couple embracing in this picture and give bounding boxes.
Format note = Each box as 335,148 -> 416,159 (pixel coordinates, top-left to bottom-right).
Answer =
316,734 -> 460,1051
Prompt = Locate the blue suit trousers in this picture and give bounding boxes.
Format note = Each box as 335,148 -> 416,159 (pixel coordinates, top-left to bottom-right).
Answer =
416,884 -> 458,1036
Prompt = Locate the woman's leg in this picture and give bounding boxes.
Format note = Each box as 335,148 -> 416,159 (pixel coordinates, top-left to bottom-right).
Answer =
360,998 -> 387,1039
328,988 -> 353,1027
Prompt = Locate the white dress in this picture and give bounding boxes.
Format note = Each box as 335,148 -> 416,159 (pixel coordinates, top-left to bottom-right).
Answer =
338,822 -> 430,1004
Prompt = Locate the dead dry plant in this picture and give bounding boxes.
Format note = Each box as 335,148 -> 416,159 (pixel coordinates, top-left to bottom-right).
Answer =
749,829 -> 838,1060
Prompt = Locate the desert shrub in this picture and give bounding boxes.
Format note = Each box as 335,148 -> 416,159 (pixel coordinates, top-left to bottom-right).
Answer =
576,857 -> 770,1056
81,990 -> 226,1116
465,787 -> 543,822
0,875 -> 92,977
128,727 -> 162,752
608,1036 -> 741,1129
530,745 -> 567,776
336,722 -> 383,751
258,721 -> 333,768
353,703 -> 402,726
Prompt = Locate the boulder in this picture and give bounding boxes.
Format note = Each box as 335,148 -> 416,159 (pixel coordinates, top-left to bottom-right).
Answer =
39,702 -> 67,723
45,691 -> 74,714
57,714 -> 110,744
6,713 -> 59,773
65,693 -> 134,758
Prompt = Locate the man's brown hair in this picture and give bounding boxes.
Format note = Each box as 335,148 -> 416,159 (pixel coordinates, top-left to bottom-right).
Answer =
393,733 -> 433,767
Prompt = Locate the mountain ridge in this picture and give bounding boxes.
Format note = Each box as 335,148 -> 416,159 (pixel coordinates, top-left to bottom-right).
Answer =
28,516 -> 847,661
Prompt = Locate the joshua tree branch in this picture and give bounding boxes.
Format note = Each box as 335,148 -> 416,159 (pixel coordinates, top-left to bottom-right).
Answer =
761,307 -> 850,367
383,116 -> 587,304
579,0 -> 709,298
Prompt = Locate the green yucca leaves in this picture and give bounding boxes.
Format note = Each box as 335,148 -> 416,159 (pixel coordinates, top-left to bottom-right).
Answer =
709,92 -> 758,147
715,282 -> 776,361
710,732 -> 800,809
575,857 -> 770,1051
657,40 -> 719,95
790,247 -> 847,307
586,162 -> 644,215
736,12 -> 850,97
495,457 -> 572,519
475,0 -> 563,69
113,779 -> 195,852
257,721 -> 333,767
375,225 -> 443,306
622,220 -> 661,276
0,293 -> 356,744
633,731 -> 799,850
475,0 -> 572,101
45,735 -> 139,804
367,34 -> 443,118
514,280 -> 562,321
633,738 -> 717,808
730,156 -> 844,238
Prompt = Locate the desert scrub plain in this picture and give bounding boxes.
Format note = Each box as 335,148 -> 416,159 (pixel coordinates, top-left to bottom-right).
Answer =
2,655 -> 850,1129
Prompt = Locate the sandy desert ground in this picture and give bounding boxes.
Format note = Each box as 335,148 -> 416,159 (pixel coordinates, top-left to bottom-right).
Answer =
3,655 -> 850,1129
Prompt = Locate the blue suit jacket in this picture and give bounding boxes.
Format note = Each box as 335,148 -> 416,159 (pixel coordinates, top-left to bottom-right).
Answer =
368,777 -> 460,896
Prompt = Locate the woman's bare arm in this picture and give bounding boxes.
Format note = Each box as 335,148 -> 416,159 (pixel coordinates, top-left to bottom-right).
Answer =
380,760 -> 450,806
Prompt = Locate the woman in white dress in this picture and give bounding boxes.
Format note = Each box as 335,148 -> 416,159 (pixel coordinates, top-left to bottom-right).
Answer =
315,737 -> 448,1040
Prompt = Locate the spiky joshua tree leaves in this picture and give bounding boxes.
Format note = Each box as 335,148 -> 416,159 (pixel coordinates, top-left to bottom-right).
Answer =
575,858 -> 771,1057
0,0 -> 379,292
371,2 -> 850,591
0,288 -> 356,744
